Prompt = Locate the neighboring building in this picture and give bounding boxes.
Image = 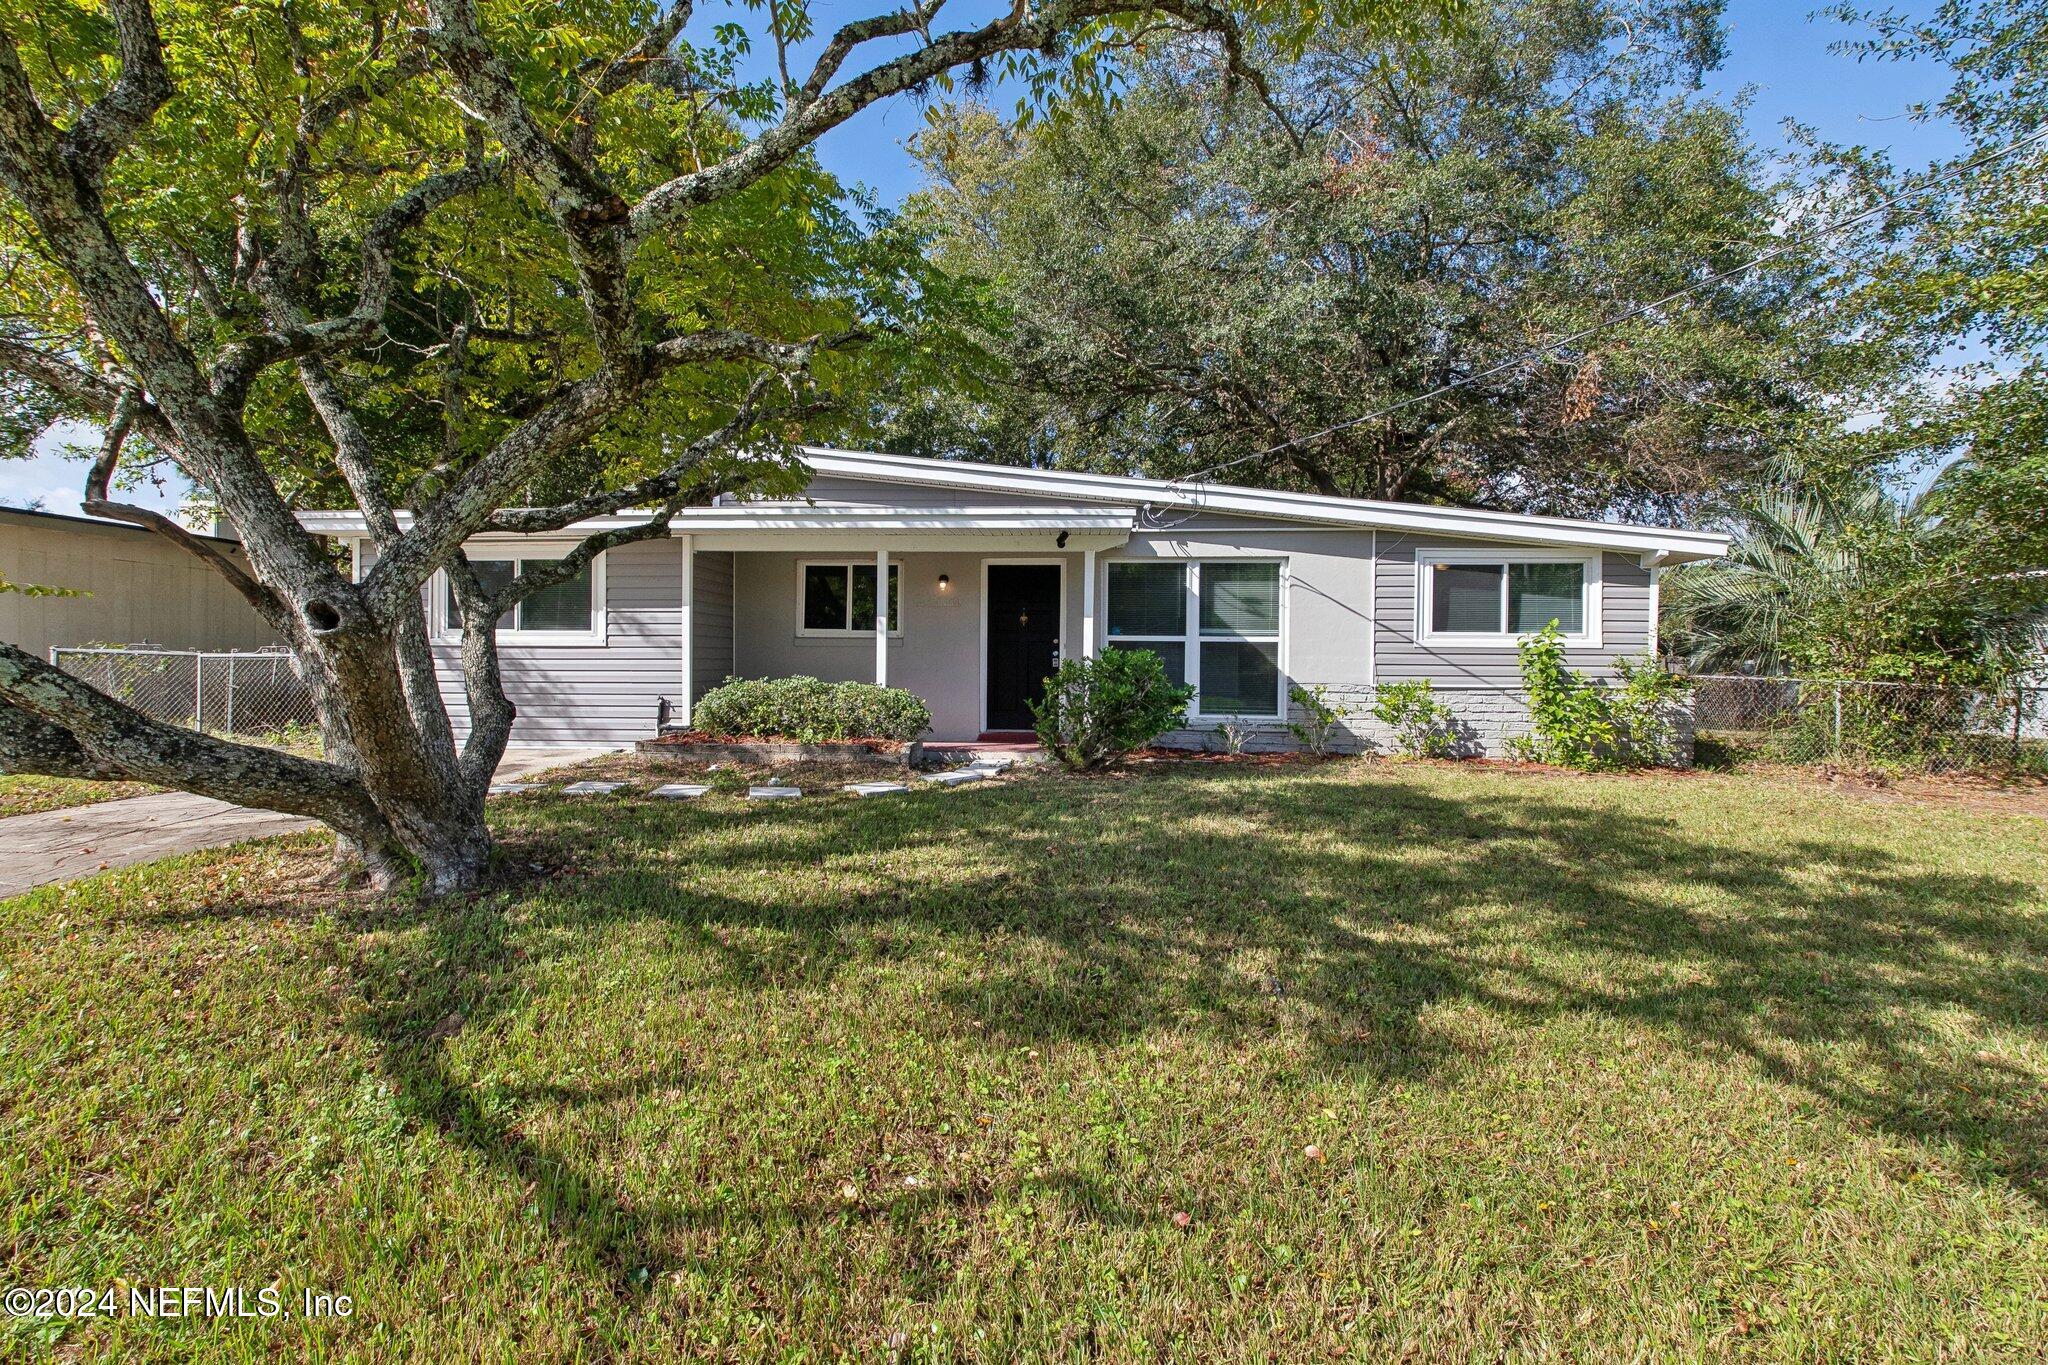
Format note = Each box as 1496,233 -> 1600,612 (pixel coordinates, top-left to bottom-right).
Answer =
0,506 -> 277,659
301,447 -> 1729,752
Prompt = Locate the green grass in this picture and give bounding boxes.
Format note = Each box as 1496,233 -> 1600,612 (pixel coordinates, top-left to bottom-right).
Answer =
0,772 -> 152,816
3,759 -> 2046,1359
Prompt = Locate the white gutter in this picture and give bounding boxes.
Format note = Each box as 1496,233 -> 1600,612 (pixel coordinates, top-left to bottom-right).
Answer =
296,505 -> 1137,536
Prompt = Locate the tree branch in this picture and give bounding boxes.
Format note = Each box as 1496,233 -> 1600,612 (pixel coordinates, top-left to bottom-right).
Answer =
484,372 -> 813,532
629,0 -> 1244,244
569,2 -> 696,156
442,552 -> 514,790
211,158 -> 503,406
75,394 -> 286,629
425,0 -> 639,364
60,0 -> 173,180
490,497 -> 686,624
0,334 -> 131,412
0,641 -> 389,832
364,326 -> 844,614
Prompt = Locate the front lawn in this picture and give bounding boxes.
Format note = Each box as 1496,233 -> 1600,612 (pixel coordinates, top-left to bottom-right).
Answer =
0,772 -> 153,817
3,760 -> 2045,1359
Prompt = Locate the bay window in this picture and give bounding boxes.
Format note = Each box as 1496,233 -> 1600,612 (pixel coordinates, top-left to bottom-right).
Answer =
1106,560 -> 1284,717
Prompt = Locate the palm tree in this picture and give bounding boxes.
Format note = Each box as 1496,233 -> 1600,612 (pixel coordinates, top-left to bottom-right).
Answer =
1663,476 -> 2045,680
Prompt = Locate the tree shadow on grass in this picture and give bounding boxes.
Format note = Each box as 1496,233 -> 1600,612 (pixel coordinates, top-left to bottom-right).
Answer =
316,765 -> 2047,1288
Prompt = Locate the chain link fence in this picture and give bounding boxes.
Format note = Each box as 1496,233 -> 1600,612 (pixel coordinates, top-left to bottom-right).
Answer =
49,646 -> 319,741
1687,674 -> 2046,775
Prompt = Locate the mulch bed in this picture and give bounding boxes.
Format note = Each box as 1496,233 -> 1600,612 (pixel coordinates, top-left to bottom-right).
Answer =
645,730 -> 911,754
638,732 -> 920,765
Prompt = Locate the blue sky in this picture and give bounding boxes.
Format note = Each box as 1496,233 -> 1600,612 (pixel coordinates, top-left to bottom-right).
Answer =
0,0 -> 1967,518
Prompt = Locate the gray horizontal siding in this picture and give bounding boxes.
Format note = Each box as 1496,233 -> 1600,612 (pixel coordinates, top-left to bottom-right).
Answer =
431,539 -> 681,745
1373,535 -> 1652,687
691,550 -> 735,703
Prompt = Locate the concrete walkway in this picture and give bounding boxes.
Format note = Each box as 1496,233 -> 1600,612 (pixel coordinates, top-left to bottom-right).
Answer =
0,747 -> 613,899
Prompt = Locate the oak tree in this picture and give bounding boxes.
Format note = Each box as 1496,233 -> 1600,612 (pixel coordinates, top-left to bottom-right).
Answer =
0,0 -> 1373,890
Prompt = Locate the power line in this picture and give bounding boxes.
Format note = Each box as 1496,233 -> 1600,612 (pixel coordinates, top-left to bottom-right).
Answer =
1145,120 -> 2048,502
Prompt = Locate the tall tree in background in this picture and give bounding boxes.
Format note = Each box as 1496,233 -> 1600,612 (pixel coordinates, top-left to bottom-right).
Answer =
1831,0 -> 2048,593
1669,0 -> 2048,683
0,0 -> 1404,891
888,0 -> 1904,519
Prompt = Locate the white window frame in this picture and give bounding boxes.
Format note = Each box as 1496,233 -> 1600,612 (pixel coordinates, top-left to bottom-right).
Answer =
1104,557 -> 1287,721
794,558 -> 906,638
1415,547 -> 1602,649
432,550 -> 608,647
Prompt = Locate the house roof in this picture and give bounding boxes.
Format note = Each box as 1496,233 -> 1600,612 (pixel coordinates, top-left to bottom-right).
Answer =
294,445 -> 1729,564
0,503 -> 244,547
799,448 -> 1730,563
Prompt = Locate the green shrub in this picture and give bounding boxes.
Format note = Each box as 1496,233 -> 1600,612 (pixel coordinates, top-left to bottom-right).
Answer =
1511,623 -> 1689,770
1030,649 -> 1195,771
691,676 -> 931,742
1287,684 -> 1347,755
1369,679 -> 1460,758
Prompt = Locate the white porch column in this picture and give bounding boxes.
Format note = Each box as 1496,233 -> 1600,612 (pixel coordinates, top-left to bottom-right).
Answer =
678,533 -> 694,727
1082,548 -> 1099,659
874,547 -> 889,687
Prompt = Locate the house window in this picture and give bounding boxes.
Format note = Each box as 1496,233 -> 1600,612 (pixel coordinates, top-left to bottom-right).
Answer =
799,561 -> 901,635
1105,562 -> 1187,686
1418,551 -> 1597,645
1106,560 -> 1284,717
438,555 -> 602,644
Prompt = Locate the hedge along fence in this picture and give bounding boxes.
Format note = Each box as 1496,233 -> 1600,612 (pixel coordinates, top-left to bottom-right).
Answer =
690,676 -> 932,743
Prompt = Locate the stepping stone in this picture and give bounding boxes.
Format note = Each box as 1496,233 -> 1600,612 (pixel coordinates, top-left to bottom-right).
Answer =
747,785 -> 801,800
488,782 -> 541,795
650,783 -> 711,799
845,781 -> 909,797
923,769 -> 987,786
968,756 -> 1016,772
562,781 -> 625,795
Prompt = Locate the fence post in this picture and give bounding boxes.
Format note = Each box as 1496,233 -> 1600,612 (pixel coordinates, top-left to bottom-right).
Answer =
193,653 -> 204,731
1832,682 -> 1843,757
225,654 -> 235,734
2017,682 -> 2027,761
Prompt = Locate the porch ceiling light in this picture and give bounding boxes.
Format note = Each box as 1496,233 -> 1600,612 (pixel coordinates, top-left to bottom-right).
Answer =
938,573 -> 951,591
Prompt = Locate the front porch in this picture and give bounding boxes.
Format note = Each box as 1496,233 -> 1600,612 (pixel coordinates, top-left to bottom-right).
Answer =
672,505 -> 1134,743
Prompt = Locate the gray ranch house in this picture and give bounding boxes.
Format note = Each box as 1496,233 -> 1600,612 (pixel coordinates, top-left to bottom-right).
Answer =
300,448 -> 1729,752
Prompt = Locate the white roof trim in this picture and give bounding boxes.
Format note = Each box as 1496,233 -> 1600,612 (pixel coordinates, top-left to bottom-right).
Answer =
294,448 -> 1728,563
295,505 -> 1134,536
796,446 -> 1729,562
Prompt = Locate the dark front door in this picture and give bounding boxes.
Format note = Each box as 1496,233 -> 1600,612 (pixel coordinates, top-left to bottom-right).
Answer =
985,564 -> 1062,732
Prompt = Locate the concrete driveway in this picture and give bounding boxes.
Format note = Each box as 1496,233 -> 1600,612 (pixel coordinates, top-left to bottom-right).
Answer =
0,747 -> 614,899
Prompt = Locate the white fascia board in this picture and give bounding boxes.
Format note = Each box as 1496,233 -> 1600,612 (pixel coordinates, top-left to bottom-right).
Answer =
797,447 -> 1731,563
295,505 -> 1134,538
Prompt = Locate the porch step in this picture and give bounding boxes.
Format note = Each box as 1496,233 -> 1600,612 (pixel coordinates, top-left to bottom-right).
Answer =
924,740 -> 1048,767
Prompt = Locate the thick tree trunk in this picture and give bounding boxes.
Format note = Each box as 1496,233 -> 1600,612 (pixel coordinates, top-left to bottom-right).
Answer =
0,641 -> 498,895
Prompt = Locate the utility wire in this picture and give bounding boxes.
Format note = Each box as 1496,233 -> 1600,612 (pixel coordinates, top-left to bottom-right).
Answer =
1142,121 -> 2048,506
